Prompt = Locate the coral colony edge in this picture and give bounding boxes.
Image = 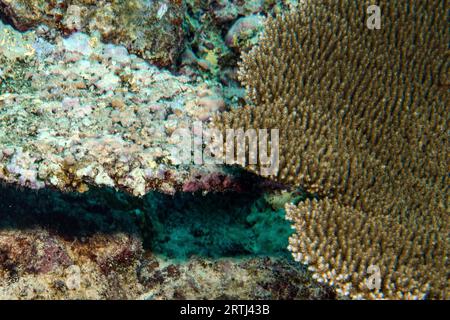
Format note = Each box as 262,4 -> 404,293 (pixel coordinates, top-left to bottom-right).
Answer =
0,0 -> 447,303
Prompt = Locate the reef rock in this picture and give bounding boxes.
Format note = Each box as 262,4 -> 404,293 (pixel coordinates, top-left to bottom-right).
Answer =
0,185 -> 334,300
0,21 -> 248,196
0,0 -> 185,67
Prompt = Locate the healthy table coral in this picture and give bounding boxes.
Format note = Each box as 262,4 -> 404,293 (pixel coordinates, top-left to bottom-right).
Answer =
215,0 -> 449,299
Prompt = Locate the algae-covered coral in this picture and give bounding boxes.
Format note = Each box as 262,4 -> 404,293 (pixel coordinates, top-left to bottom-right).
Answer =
0,0 -> 185,67
215,0 -> 448,299
0,184 -> 333,300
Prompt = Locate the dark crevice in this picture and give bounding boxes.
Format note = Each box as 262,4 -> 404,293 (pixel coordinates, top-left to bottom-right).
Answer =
0,183 -> 293,261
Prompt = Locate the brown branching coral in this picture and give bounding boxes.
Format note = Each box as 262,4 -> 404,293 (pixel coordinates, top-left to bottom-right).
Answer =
215,0 -> 449,299
285,199 -> 448,299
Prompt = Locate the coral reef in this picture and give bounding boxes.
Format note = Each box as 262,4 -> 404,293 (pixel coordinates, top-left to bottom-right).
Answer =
0,184 -> 333,300
215,0 -> 449,299
181,0 -> 298,105
1,0 -> 446,302
0,0 -> 185,67
0,228 -> 143,299
0,0 -> 299,107
0,20 -> 272,196
140,256 -> 334,300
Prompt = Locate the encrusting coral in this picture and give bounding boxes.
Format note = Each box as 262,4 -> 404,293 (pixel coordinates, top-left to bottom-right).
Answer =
215,0 -> 449,299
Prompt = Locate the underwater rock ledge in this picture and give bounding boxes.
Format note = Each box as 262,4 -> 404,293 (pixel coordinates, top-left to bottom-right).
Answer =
0,19 -> 272,196
0,184 -> 334,300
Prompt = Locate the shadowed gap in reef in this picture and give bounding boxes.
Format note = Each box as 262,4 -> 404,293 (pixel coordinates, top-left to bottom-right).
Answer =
0,183 -> 293,261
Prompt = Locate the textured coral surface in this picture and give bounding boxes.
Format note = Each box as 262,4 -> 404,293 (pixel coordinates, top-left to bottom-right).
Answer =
216,0 -> 448,299
0,19 -> 254,196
